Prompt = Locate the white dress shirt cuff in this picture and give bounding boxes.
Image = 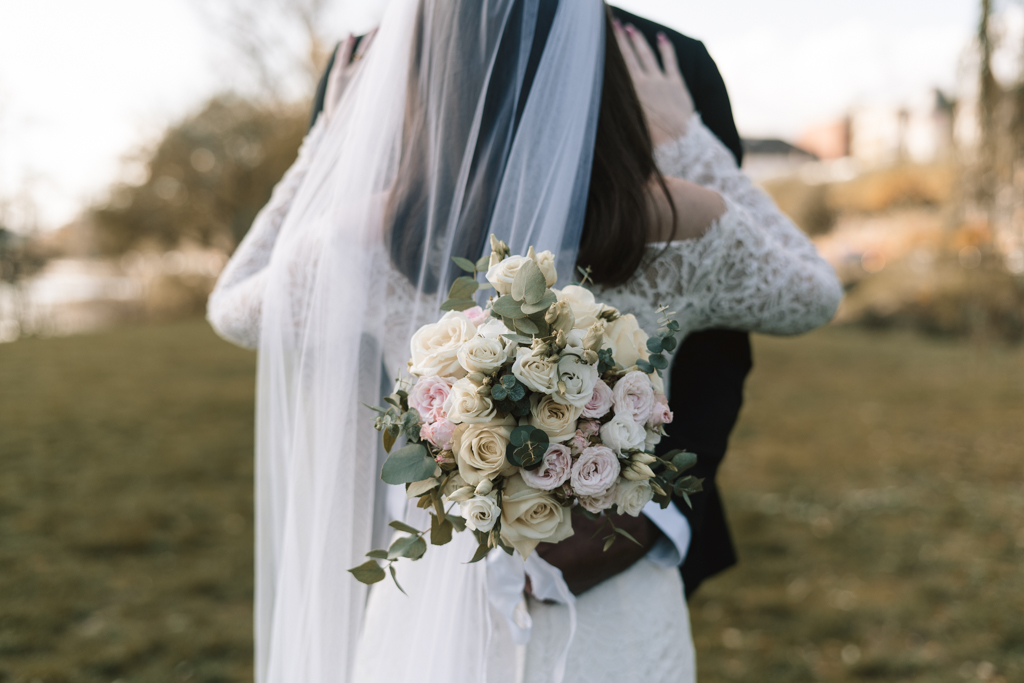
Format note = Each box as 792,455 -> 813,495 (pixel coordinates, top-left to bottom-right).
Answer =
642,500 -> 692,567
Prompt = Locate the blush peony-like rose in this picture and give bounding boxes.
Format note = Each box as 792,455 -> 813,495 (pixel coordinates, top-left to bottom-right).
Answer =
649,395 -> 673,427
612,371 -> 656,425
452,415 -> 517,485
579,483 -> 618,514
443,377 -> 497,424
570,445 -> 621,496
581,379 -> 613,418
409,375 -> 455,424
519,444 -> 572,491
409,311 -> 478,377
462,306 -> 489,326
421,418 -> 457,450
528,394 -> 582,442
499,474 -> 574,558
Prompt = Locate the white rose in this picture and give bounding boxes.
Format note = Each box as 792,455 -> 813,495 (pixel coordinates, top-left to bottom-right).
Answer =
444,377 -> 497,424
570,445 -> 621,496
485,255 -> 530,296
531,249 -> 558,287
579,484 -> 618,514
602,314 -> 650,369
461,492 -> 500,532
615,479 -> 654,517
599,413 -> 647,453
562,329 -> 587,358
499,474 -> 574,558
556,285 -> 604,329
409,311 -> 478,377
512,347 -> 558,394
452,415 -> 517,485
552,355 -> 599,408
457,335 -> 508,374
612,371 -> 656,424
477,317 -> 511,340
644,427 -> 663,452
529,394 -> 582,442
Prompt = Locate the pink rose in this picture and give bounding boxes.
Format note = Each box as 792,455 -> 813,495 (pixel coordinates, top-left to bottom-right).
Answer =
569,431 -> 589,454
649,395 -> 673,427
570,445 -> 621,496
409,376 -> 455,424
581,379 -> 614,419
463,306 -> 489,326
520,444 -> 573,491
612,371 -> 655,425
579,483 -> 618,514
577,418 -> 601,438
421,418 -> 456,450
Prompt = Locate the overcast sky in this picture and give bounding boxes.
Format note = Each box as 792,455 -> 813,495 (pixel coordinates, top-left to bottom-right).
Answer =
0,0 -> 978,230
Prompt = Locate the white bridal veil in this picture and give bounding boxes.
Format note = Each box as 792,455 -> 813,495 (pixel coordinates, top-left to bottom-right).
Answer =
255,0 -> 605,681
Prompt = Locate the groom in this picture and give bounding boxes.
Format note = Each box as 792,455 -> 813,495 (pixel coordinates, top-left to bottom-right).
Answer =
309,5 -> 750,598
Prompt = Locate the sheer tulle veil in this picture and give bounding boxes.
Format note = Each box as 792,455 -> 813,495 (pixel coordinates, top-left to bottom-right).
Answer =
254,0 -> 605,680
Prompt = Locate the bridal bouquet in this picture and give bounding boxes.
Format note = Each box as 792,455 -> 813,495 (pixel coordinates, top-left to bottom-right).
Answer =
350,236 -> 702,589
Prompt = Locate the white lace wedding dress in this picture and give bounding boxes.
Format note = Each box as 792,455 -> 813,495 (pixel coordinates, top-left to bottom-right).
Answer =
208,112 -> 842,683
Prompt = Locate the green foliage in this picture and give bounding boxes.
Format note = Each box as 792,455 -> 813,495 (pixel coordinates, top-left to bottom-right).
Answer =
506,426 -> 549,470
348,560 -> 386,585
380,444 -> 437,485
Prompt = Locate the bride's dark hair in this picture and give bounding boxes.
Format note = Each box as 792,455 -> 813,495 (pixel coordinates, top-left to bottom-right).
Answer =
387,1 -> 674,289
582,8 -> 677,285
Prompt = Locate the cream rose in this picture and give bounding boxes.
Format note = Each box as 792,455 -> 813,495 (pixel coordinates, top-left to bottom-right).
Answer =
581,379 -> 614,418
461,492 -> 500,532
579,484 -> 618,514
556,285 -> 604,329
409,375 -> 455,423
512,347 -> 558,394
452,415 -> 517,485
444,377 -> 497,424
529,394 -> 582,442
551,355 -> 599,409
409,311 -> 478,377
602,314 -> 649,369
612,371 -> 656,424
485,255 -> 530,296
499,474 -> 574,558
531,249 -> 558,287
615,479 -> 654,517
599,413 -> 647,453
570,445 -> 621,496
457,335 -> 508,374
519,444 -> 572,491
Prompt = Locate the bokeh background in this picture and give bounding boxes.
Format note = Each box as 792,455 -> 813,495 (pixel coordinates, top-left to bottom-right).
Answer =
1,1 -> 1022,682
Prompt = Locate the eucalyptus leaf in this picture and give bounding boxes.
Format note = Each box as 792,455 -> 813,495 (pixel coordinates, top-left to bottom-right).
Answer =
602,536 -> 616,552
406,477 -> 440,499
449,276 -> 480,301
492,295 -> 526,319
511,258 -> 546,304
521,290 -> 557,315
382,429 -> 396,453
447,514 -> 467,533
430,514 -> 454,546
389,520 -> 422,534
508,383 -> 526,401
349,560 -> 386,585
365,549 -> 389,560
476,255 -> 492,271
388,535 -> 419,560
670,451 -> 698,473
514,317 -> 539,335
510,425 -> 532,447
661,335 -> 677,352
636,359 -> 654,374
646,337 -> 663,354
389,565 -> 407,595
452,256 -> 477,273
491,384 -> 508,401
440,297 -> 477,312
468,541 -> 491,564
501,375 -> 518,390
650,354 -> 669,370
406,537 -> 428,560
614,527 -> 642,547
501,333 -> 535,344
381,444 -> 437,485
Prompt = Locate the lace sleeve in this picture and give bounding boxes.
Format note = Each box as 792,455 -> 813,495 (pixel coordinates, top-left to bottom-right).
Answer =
654,114 -> 826,266
206,115 -> 328,349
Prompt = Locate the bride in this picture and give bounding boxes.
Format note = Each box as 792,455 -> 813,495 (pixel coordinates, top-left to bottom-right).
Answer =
207,1 -> 842,682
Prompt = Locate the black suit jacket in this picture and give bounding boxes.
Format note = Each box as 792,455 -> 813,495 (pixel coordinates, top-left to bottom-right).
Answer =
309,5 -> 752,597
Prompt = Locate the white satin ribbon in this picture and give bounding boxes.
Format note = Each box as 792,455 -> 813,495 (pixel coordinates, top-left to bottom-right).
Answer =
486,549 -> 577,683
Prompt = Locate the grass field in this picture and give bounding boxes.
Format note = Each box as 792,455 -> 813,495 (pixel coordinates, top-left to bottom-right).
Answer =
1,320 -> 1021,682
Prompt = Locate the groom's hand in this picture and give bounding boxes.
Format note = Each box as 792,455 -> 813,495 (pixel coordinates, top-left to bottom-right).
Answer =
534,508 -> 662,596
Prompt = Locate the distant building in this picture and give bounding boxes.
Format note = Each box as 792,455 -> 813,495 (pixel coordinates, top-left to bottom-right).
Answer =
797,119 -> 851,161
741,138 -> 819,181
849,90 -> 955,167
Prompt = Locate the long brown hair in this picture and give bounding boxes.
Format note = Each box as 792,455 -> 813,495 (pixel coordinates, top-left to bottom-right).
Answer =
579,8 -> 677,286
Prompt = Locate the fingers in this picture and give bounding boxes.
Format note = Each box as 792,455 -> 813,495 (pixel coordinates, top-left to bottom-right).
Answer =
626,24 -> 661,76
612,19 -> 643,76
656,32 -> 683,81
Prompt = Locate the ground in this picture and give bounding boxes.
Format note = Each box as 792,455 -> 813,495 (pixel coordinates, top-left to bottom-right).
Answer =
1,320 -> 1021,682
